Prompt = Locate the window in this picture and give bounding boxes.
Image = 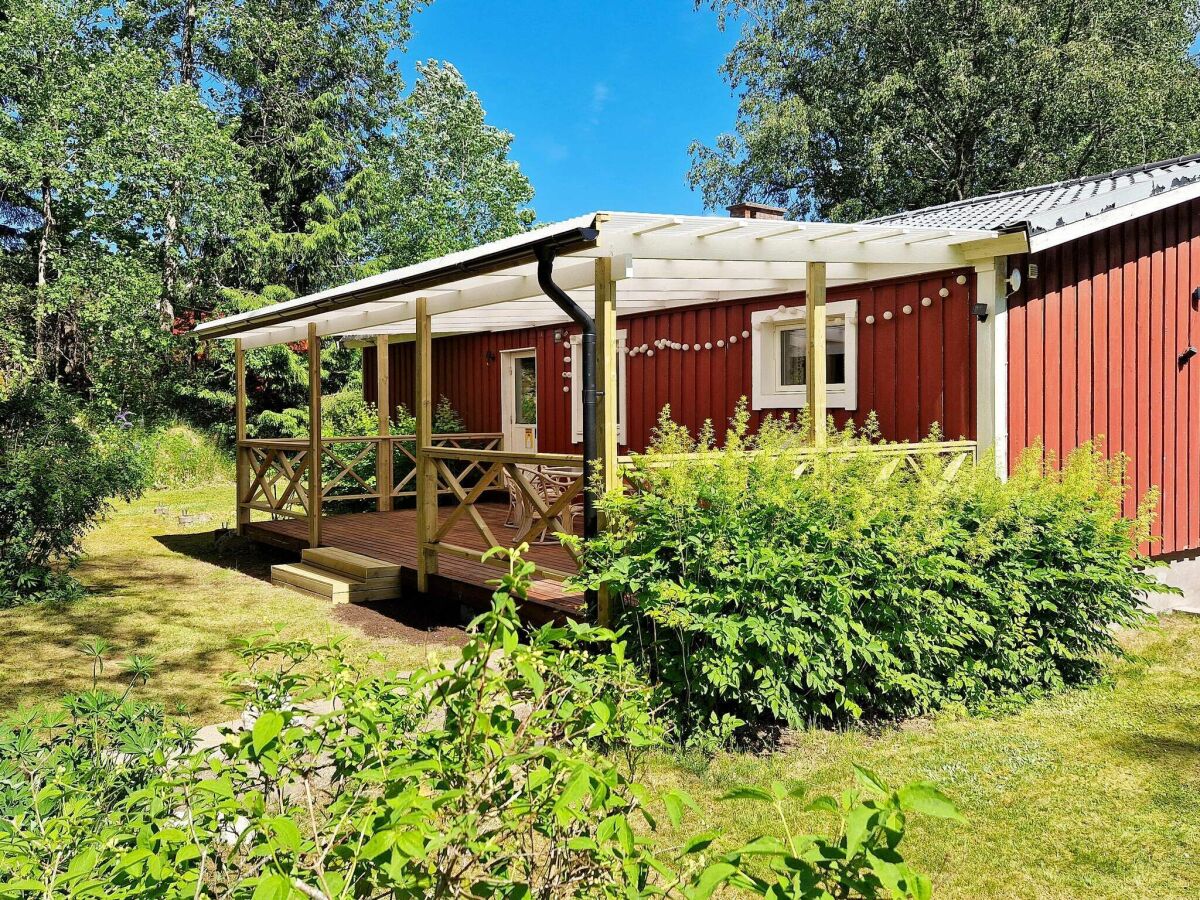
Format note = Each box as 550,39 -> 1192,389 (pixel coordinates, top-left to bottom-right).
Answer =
750,299 -> 858,410
570,331 -> 627,444
513,354 -> 537,424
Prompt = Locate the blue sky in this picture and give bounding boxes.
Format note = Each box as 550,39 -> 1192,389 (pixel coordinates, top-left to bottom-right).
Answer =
401,1 -> 742,223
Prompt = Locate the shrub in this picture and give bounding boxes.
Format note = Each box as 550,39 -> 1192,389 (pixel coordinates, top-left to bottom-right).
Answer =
0,548 -> 958,898
142,424 -> 234,488
0,380 -> 149,606
577,403 -> 1159,738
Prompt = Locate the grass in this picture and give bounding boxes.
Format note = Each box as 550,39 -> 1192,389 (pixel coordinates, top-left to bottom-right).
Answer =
0,481 -> 465,723
1,481 -> 1197,896
646,616 -> 1200,899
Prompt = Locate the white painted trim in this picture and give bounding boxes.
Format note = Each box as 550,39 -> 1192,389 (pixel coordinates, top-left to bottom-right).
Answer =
750,299 -> 858,410
499,347 -> 538,452
570,331 -> 627,444
973,260 -> 1008,478
1027,179 -> 1200,253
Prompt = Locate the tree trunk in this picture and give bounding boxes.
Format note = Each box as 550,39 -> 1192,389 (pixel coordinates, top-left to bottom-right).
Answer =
160,0 -> 198,331
36,175 -> 54,377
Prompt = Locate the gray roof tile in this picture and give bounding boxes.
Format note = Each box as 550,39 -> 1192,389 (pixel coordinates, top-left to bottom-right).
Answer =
862,154 -> 1200,238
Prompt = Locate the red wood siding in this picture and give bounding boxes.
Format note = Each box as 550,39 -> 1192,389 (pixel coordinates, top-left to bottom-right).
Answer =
1007,199 -> 1200,556
364,269 -> 977,454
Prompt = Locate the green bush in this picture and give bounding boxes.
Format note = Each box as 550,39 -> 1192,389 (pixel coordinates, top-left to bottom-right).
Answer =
0,547 -> 957,899
577,403 -> 1160,738
141,424 -> 234,488
0,380 -> 149,606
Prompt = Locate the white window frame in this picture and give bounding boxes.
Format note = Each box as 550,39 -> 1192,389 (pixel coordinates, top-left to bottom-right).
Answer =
570,330 -> 627,444
750,299 -> 858,410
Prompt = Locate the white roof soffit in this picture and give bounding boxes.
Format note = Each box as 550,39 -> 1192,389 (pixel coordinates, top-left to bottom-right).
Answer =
194,212 -> 1012,349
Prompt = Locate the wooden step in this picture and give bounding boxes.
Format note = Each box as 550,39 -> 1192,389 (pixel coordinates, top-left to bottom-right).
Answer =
301,546 -> 402,582
271,562 -> 399,604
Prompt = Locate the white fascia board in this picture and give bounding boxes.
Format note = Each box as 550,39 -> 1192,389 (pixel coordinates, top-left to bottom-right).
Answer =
1026,179 -> 1200,253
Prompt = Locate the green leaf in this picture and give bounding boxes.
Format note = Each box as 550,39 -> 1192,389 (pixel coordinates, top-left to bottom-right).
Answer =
689,861 -> 738,899
852,764 -> 889,796
197,776 -> 234,798
682,831 -> 720,854
252,710 -> 284,755
843,803 -> 874,858
733,835 -> 788,856
897,782 -> 964,821
270,815 -> 302,853
663,789 -> 695,828
719,785 -> 774,803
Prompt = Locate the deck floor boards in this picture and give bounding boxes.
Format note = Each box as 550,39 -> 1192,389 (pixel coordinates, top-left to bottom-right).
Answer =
245,502 -> 584,622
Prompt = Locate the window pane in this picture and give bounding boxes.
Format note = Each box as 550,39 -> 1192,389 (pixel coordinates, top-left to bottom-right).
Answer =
779,328 -> 806,386
827,323 -> 846,385
778,320 -> 847,389
515,356 -> 537,424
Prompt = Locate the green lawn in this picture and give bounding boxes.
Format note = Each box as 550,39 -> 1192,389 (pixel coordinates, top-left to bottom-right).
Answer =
0,482 -> 466,722
647,613 -> 1200,898
1,482 -> 1196,897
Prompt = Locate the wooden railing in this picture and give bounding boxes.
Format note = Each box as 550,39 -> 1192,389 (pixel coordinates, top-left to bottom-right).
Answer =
618,439 -> 979,484
242,436 -> 977,583
237,432 -> 502,526
417,440 -> 978,582
423,448 -> 585,582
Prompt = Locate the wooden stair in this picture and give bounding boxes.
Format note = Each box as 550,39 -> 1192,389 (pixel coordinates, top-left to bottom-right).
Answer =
271,547 -> 402,604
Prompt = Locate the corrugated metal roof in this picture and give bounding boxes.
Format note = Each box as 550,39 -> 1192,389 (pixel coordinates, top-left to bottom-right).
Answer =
863,154 -> 1200,241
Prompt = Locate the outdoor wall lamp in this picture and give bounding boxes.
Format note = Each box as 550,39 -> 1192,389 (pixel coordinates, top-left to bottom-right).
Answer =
1180,345 -> 1197,365
972,303 -> 990,322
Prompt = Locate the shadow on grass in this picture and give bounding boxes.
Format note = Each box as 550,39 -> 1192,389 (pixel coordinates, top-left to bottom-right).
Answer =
153,529 -> 288,582
155,529 -> 469,643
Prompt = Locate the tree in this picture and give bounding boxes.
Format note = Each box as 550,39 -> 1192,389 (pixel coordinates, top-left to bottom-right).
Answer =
690,0 -> 1200,221
357,61 -> 536,273
208,0 -> 418,298
0,0 -> 252,403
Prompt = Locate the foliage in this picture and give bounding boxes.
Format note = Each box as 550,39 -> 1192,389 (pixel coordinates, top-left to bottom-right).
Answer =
717,766 -> 962,899
0,640 -> 189,884
691,0 -> 1200,220
0,0 -> 535,434
577,402 -> 1160,739
0,379 -> 149,606
142,424 -> 234,488
356,61 -> 537,272
0,547 -> 957,898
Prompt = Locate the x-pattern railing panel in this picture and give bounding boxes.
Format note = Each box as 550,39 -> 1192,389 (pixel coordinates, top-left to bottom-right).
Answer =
239,442 -> 312,519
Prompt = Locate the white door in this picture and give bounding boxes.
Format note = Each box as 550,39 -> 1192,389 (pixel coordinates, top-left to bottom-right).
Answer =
501,349 -> 538,451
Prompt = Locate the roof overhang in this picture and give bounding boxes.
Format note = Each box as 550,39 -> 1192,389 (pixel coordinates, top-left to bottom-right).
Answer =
1023,175 -> 1200,253
192,211 -> 1022,349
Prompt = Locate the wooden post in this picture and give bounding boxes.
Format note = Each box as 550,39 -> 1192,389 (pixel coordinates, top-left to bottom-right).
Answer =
375,334 -> 392,512
594,257 -> 620,626
806,261 -> 828,446
234,339 -> 250,535
414,298 -> 438,591
307,323 -> 322,548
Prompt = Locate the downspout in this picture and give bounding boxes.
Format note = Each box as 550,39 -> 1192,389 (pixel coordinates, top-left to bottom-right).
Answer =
535,247 -> 599,604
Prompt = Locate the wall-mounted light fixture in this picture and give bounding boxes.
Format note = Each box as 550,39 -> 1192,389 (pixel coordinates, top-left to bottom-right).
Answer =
1180,345 -> 1197,365
972,303 -> 990,322
1192,287 -> 1200,308
1005,268 -> 1023,295
485,350 -> 496,363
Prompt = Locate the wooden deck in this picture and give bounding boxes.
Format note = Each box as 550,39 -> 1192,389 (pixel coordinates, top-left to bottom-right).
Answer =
244,501 -> 584,624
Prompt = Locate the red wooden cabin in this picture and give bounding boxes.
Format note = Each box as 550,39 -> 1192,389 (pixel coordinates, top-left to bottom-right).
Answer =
195,156 -> 1200,618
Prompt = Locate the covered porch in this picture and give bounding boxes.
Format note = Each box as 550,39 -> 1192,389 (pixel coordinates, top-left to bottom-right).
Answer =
194,212 -> 1020,624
